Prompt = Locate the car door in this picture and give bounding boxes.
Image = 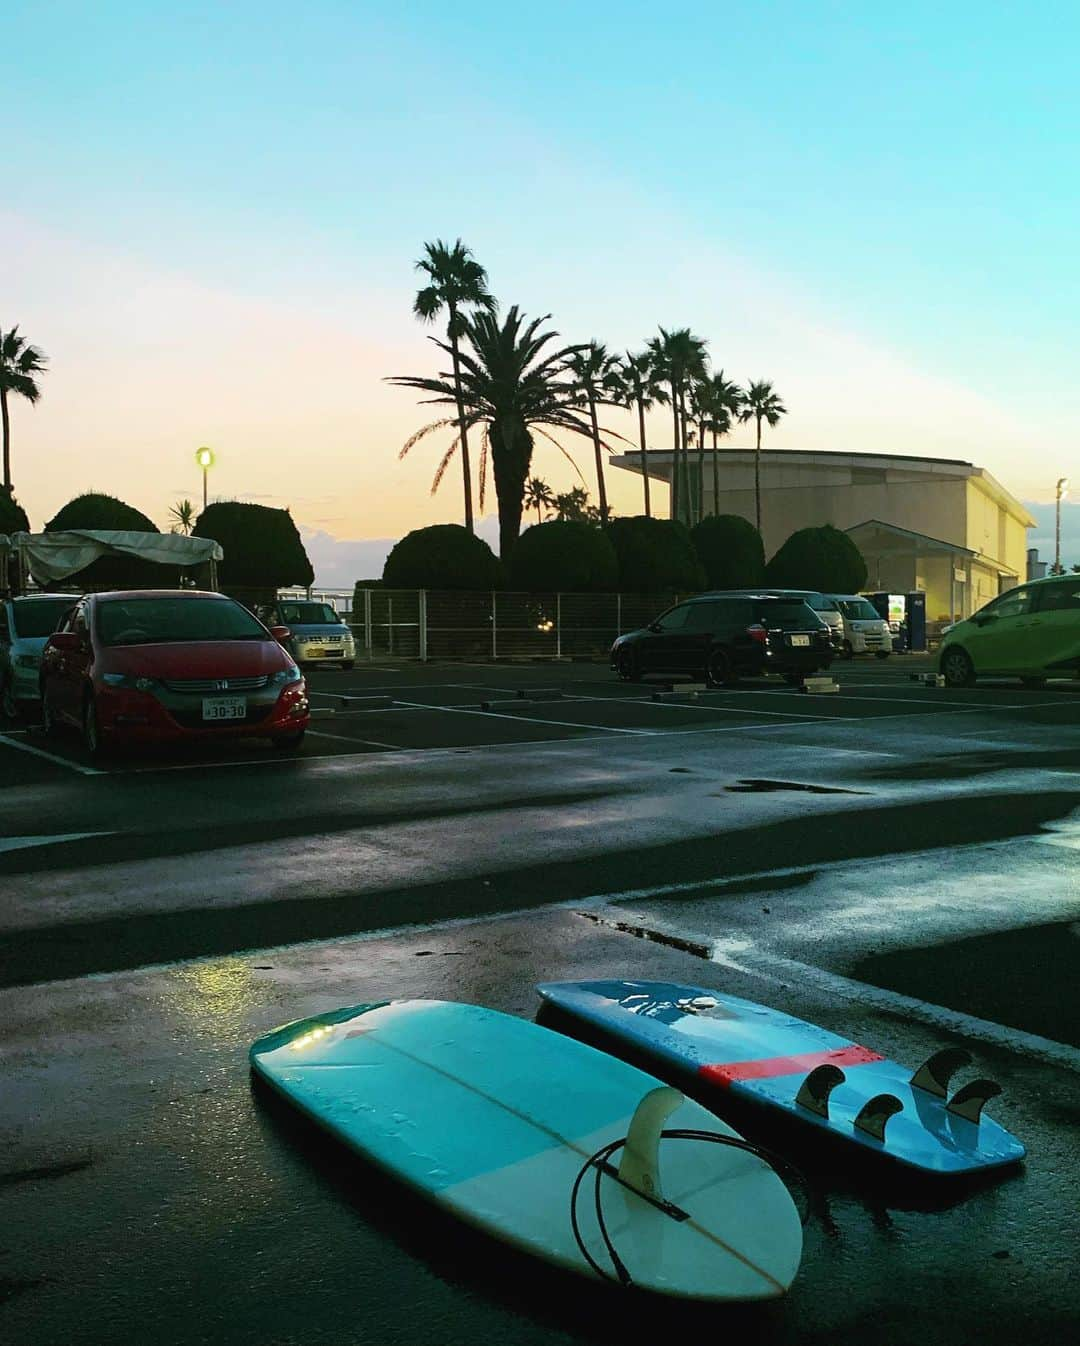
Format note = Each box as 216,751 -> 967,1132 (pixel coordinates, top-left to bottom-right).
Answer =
66,602 -> 95,719
963,586 -> 1036,673
636,603 -> 694,673
678,601 -> 725,674
47,603 -> 83,720
1026,580 -> 1080,674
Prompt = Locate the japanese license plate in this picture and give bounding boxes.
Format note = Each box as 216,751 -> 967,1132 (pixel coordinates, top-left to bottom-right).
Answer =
202,696 -> 247,721
790,634 -> 811,647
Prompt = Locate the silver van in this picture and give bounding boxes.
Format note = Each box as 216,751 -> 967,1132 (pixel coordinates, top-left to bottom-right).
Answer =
826,594 -> 893,658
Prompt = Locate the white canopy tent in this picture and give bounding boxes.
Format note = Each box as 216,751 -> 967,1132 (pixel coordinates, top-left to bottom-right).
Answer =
0,530 -> 223,593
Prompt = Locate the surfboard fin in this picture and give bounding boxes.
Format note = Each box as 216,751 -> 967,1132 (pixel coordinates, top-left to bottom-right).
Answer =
946,1078 -> 1001,1124
795,1063 -> 846,1119
909,1047 -> 972,1098
618,1086 -> 684,1201
853,1093 -> 904,1143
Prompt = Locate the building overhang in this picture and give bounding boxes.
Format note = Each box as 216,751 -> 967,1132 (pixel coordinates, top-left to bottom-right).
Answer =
845,519 -> 978,558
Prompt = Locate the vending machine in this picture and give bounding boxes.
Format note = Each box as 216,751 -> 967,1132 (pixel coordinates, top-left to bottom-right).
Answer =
865,591 -> 927,652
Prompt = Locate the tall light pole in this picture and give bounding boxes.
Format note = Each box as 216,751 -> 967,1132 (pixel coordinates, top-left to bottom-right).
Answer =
1055,477 -> 1069,575
195,446 -> 215,511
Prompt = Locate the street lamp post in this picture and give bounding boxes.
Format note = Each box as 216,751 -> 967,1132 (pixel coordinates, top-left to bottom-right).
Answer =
1055,477 -> 1069,575
195,446 -> 215,510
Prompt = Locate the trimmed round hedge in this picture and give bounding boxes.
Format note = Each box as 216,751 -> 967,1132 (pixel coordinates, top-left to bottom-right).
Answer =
607,516 -> 706,592
765,523 -> 868,593
193,501 -> 314,599
0,488 -> 29,535
46,492 -> 159,535
44,492 -> 161,590
383,524 -> 504,590
691,514 -> 765,589
508,520 -> 619,592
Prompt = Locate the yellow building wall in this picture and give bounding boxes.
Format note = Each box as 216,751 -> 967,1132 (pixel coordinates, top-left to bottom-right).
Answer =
701,466 -> 972,558
964,480 -> 1027,585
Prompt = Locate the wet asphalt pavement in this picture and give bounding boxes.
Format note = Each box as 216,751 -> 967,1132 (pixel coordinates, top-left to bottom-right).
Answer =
1,658 -> 1078,1344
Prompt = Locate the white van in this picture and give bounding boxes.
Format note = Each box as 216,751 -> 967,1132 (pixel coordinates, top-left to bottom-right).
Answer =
827,594 -> 893,658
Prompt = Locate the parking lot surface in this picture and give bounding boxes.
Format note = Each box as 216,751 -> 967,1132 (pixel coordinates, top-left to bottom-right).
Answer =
1,657 -> 1078,1345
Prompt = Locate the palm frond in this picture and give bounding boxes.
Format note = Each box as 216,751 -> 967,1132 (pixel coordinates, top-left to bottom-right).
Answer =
430,436 -> 461,494
399,418 -> 458,460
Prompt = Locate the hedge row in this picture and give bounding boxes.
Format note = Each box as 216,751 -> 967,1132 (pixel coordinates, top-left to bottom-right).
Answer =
376,517 -> 866,594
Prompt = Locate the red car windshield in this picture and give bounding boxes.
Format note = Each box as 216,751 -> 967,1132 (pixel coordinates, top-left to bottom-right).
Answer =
96,597 -> 268,646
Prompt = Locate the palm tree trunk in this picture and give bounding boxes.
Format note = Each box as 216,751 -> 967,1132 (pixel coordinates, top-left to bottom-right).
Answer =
637,395 -> 651,518
492,420 -> 531,561
678,389 -> 691,526
0,384 -> 10,494
697,417 -> 707,525
754,415 -> 763,536
588,390 -> 609,524
711,427 -> 719,519
669,383 -> 680,523
447,306 -> 474,534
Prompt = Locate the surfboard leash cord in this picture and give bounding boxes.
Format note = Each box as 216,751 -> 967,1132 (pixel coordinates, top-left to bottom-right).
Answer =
569,1129 -> 811,1290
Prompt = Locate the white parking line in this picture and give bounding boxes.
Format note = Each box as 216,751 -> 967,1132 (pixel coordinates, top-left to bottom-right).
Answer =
0,734 -> 104,777
391,698 -> 657,735
574,692 -> 833,722
305,728 -> 401,750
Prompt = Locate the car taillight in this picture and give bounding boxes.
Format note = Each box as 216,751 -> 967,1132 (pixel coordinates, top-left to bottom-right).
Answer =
747,624 -> 768,644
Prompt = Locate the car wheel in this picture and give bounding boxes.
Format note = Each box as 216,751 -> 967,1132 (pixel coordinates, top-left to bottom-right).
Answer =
841,641 -> 854,660
615,647 -> 640,683
1020,676 -> 1047,689
783,672 -> 805,687
341,662 -> 355,671
874,651 -> 890,660
1,678 -> 17,721
271,730 -> 306,751
940,648 -> 975,688
706,649 -> 737,687
82,693 -> 109,760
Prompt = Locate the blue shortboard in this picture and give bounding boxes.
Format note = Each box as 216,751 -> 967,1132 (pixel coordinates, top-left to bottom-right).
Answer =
536,981 -> 1026,1175
250,999 -> 804,1300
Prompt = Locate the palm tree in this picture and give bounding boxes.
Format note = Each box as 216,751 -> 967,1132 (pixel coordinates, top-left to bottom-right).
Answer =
412,239 -> 493,534
169,499 -> 196,534
646,328 -> 708,524
704,373 -> 743,517
389,306 -> 594,560
523,477 -> 556,525
738,380 -> 787,535
565,342 -> 624,525
0,326 -> 48,493
620,350 -> 668,518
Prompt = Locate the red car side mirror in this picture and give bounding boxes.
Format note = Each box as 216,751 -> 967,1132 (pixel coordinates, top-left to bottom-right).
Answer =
47,631 -> 80,653
269,625 -> 292,645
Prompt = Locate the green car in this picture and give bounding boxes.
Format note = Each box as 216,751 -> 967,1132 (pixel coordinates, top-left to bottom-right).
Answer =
938,573 -> 1080,687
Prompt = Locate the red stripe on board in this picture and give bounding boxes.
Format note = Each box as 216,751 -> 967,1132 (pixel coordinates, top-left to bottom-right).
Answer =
699,1043 -> 883,1087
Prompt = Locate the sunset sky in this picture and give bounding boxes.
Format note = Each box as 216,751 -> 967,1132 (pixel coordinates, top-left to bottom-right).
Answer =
5,1 -> 1078,580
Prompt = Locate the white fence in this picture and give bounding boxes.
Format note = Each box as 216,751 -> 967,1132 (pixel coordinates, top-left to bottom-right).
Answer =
350,589 -> 684,661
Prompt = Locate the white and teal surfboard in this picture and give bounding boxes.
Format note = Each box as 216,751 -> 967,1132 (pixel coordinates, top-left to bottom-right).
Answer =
250,999 -> 803,1301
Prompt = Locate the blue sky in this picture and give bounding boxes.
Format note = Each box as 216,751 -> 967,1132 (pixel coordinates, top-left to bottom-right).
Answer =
5,1 -> 1078,573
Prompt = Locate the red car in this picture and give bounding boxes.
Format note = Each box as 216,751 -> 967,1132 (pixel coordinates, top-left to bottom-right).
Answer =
40,590 -> 310,757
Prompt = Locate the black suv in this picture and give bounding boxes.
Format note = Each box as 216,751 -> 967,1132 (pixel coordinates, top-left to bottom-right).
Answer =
610,594 -> 833,685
